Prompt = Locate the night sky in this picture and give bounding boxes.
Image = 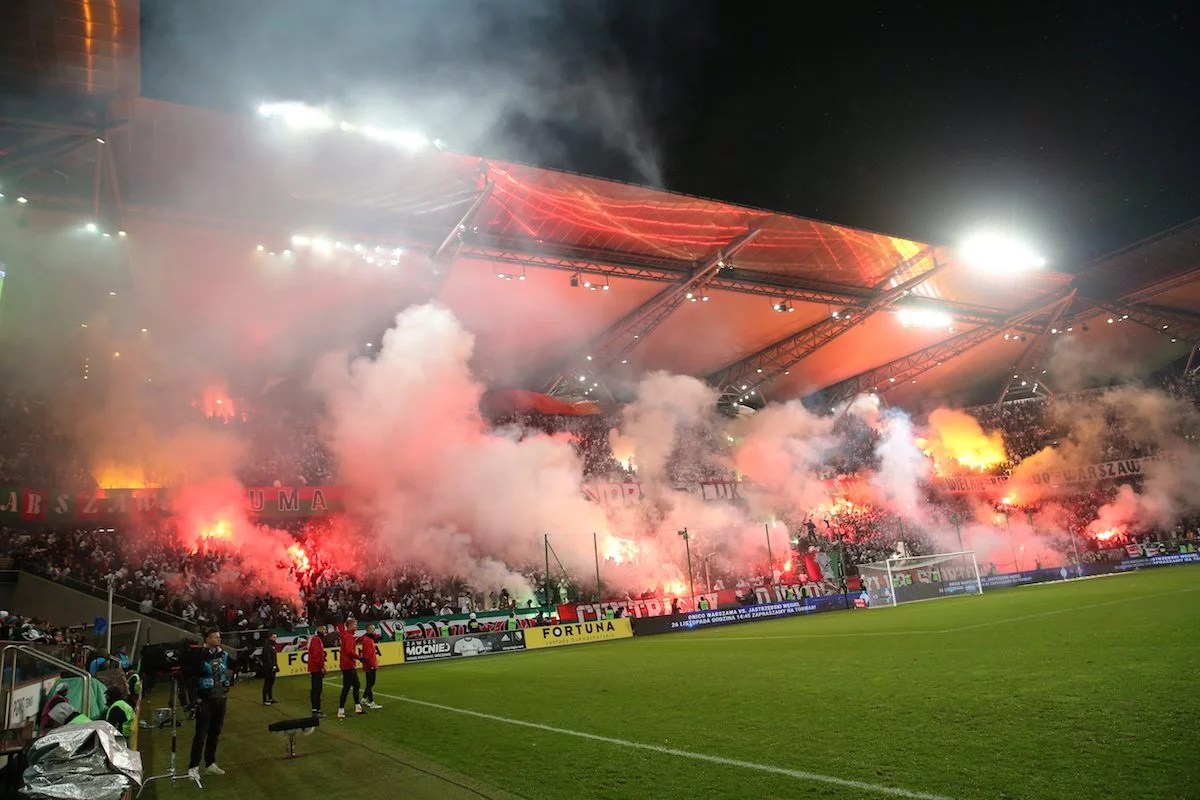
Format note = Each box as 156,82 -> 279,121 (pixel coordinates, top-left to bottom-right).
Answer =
139,1 -> 1199,269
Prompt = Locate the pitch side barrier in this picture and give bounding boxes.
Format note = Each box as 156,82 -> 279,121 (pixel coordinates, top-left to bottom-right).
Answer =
630,594 -> 859,637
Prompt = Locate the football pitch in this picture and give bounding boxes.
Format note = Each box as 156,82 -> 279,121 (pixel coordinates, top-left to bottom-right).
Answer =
138,566 -> 1199,800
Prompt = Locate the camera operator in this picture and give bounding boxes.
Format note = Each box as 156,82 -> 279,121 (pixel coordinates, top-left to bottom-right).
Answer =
187,629 -> 231,780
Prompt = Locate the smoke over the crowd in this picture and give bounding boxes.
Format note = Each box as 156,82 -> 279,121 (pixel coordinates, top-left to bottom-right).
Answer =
313,303 -> 606,601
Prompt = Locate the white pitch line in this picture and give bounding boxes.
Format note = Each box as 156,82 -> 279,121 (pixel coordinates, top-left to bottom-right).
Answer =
353,687 -> 954,800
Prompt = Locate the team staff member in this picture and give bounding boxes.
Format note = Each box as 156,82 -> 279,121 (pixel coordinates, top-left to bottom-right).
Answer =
187,629 -> 231,780
262,631 -> 279,705
307,624 -> 327,718
336,617 -> 363,718
360,624 -> 382,710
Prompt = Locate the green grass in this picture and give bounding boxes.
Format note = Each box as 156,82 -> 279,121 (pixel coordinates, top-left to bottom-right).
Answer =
138,566 -> 1200,800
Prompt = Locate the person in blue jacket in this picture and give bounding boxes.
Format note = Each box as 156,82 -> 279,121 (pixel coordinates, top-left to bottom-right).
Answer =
187,630 -> 231,780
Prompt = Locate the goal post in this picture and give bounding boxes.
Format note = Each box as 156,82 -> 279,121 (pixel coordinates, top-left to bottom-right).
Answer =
858,550 -> 983,607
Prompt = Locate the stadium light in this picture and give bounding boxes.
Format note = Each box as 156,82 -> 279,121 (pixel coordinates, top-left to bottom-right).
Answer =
960,232 -> 1046,272
257,101 -> 334,130
896,307 -> 953,329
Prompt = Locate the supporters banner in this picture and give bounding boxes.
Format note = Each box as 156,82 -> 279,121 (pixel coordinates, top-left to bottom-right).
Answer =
277,640 -> 404,677
934,454 -> 1169,494
0,453 -> 1171,522
402,629 -> 527,663
524,619 -> 632,649
382,611 -> 543,640
0,485 -> 347,521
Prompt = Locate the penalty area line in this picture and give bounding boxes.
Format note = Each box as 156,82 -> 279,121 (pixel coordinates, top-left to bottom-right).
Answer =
356,686 -> 955,800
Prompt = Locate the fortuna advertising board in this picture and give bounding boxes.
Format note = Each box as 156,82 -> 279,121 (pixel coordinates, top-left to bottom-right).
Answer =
523,619 -> 633,649
277,641 -> 405,677
402,630 -> 526,663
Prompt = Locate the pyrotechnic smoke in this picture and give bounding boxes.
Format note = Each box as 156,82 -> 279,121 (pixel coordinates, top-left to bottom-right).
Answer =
871,410 -> 929,512
730,400 -> 835,519
316,303 -> 606,601
611,373 -> 718,482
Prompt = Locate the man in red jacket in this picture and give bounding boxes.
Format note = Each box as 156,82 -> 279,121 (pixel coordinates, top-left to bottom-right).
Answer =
307,624 -> 327,718
336,617 -> 363,719
360,623 -> 382,710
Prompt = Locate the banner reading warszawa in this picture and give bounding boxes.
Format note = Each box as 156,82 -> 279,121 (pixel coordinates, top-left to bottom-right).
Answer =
0,454 -> 1165,522
0,485 -> 347,522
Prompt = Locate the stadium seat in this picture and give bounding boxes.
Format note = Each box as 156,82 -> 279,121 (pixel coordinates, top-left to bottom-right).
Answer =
267,717 -> 319,758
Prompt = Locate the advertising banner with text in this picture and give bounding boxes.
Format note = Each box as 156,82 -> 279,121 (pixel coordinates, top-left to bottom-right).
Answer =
523,619 -> 632,650
630,599 -> 832,636
402,630 -> 526,663
277,640 -> 405,677
558,577 -> 850,622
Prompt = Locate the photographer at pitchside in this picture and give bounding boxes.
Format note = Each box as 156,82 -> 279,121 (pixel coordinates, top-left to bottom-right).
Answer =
187,629 -> 232,781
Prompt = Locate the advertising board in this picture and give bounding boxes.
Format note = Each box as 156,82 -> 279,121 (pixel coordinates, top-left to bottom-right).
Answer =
523,619 -> 632,649
630,600 -> 818,636
277,640 -> 405,677
402,630 -> 526,663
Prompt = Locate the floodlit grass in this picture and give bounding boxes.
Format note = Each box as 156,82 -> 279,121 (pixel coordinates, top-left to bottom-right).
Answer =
139,566 -> 1200,800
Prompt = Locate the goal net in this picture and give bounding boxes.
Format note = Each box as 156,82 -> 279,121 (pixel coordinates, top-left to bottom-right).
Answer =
857,551 -> 983,607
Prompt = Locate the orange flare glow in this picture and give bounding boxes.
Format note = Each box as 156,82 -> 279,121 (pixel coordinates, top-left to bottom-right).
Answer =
93,464 -> 159,489
919,408 -> 1008,474
287,543 -> 311,573
601,536 -> 639,565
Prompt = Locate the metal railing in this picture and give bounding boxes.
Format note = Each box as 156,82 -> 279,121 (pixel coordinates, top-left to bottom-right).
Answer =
27,571 -> 201,634
2,643 -> 92,731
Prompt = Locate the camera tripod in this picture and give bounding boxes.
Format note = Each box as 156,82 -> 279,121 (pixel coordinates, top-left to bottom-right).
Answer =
139,675 -> 203,794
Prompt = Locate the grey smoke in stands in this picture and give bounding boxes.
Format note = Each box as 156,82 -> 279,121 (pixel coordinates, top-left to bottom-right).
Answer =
1045,333 -> 1151,392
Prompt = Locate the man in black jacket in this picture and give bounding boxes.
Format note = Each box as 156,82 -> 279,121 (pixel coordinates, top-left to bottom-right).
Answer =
262,631 -> 279,705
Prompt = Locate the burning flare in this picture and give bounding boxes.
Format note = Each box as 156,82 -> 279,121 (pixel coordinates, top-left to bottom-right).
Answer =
918,408 -> 1008,473
93,463 -> 160,490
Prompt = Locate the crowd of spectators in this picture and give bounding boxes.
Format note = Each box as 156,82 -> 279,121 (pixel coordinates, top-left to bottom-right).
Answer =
0,372 -> 1197,634
965,372 -> 1200,467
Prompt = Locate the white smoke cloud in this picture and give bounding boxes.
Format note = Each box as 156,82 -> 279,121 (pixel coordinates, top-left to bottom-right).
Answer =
316,303 -> 607,598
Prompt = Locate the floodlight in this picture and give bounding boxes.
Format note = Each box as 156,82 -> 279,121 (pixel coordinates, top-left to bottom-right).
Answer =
256,102 -> 334,131
960,233 -> 1045,272
896,307 -> 953,328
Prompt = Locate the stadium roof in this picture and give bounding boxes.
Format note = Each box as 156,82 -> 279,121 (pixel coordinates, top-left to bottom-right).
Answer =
2,2 -> 1198,410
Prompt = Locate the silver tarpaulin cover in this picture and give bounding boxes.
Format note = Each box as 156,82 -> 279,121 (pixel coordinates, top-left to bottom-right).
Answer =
22,720 -> 143,800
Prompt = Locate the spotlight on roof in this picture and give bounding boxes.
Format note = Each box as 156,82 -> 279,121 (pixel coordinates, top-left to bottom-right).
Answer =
960,232 -> 1046,272
896,307 -> 953,329
256,101 -> 334,130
